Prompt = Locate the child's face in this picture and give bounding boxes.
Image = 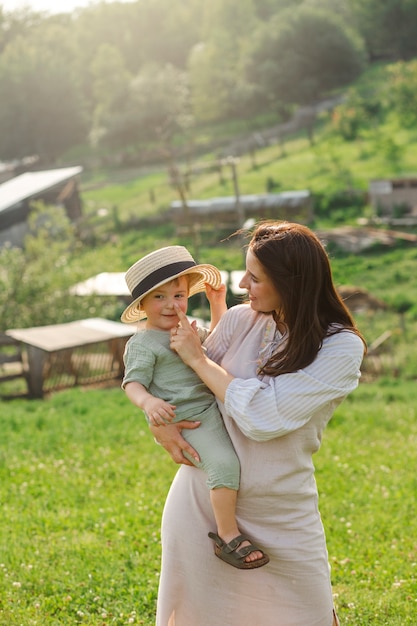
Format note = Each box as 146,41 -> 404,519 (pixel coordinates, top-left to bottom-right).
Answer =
141,275 -> 189,331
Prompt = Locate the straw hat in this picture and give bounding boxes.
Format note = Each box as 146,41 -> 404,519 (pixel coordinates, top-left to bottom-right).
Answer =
121,245 -> 222,323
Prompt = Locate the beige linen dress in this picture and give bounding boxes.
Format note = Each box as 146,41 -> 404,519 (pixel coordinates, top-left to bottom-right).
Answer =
156,304 -> 363,626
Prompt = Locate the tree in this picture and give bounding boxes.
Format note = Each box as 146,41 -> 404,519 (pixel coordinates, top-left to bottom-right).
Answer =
252,0 -> 301,20
188,41 -> 245,122
348,0 -> 417,61
330,88 -> 384,141
246,6 -> 366,107
0,23 -> 87,163
0,4 -> 47,55
303,0 -> 356,23
89,43 -> 132,151
0,204 -> 111,331
135,0 -> 203,69
130,63 -> 193,146
188,0 -> 259,122
74,0 -> 203,76
385,60 -> 417,127
90,60 -> 193,163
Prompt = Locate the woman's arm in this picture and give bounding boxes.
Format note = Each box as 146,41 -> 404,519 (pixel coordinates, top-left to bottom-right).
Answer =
222,331 -> 364,441
171,305 -> 234,402
173,306 -> 364,442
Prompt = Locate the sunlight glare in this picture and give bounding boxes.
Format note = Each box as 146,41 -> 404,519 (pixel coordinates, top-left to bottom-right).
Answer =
2,0 -> 135,15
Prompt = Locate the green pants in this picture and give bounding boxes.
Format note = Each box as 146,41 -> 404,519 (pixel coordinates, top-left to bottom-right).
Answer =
179,402 -> 240,491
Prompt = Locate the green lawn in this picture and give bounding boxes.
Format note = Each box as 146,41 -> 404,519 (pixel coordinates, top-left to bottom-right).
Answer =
1,379 -> 416,624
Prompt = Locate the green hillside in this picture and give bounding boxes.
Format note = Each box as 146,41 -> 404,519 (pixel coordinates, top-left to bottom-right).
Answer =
1,61 -> 417,385
55,62 -> 417,387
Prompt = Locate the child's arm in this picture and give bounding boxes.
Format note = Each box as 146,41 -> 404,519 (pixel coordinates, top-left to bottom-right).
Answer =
124,381 -> 176,426
205,283 -> 227,331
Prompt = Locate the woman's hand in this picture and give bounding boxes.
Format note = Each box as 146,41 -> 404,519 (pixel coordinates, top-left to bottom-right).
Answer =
149,420 -> 201,466
170,305 -> 206,369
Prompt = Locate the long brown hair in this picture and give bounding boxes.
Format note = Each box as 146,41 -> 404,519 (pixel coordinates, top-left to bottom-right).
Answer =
248,221 -> 366,376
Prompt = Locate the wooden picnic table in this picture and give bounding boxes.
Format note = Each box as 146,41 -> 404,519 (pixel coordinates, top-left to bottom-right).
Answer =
6,318 -> 135,398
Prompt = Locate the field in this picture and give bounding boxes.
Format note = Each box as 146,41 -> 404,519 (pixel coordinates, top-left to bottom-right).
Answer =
2,61 -> 417,625
1,378 -> 416,625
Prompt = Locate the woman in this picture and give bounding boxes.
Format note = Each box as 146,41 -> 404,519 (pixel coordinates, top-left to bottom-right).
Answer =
151,221 -> 366,626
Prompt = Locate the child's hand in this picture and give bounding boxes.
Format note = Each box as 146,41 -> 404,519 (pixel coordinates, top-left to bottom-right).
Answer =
144,397 -> 176,426
205,283 -> 227,329
205,282 -> 227,305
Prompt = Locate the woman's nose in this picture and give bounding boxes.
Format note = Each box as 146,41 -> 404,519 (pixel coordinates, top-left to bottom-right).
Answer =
239,272 -> 248,289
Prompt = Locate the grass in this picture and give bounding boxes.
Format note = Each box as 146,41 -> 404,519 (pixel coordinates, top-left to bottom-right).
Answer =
1,379 -> 416,624
0,388 -> 176,625
318,380 -> 417,625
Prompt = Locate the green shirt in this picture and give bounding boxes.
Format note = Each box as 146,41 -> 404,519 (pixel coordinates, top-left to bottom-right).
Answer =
122,328 -> 215,422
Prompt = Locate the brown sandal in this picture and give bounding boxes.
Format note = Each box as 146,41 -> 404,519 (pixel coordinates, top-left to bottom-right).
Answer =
208,532 -> 270,570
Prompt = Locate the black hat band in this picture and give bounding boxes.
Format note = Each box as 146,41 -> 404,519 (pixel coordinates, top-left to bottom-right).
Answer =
131,260 -> 197,301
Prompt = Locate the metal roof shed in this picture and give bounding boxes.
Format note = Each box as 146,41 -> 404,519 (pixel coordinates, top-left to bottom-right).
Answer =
0,166 -> 83,247
170,191 -> 313,234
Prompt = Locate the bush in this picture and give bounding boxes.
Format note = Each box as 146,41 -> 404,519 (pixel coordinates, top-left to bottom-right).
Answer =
313,189 -> 366,220
0,204 -> 119,331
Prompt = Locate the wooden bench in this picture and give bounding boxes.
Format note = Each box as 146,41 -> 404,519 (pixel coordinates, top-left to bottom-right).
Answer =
6,318 -> 135,398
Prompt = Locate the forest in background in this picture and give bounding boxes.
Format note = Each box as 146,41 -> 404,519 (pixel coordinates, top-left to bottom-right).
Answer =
1,0 -> 417,168
1,0 -> 417,371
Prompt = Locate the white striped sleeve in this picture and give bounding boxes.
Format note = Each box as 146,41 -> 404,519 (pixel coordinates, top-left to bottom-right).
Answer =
224,331 -> 364,442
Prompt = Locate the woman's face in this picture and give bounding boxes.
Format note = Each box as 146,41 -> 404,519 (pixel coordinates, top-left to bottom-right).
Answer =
239,249 -> 282,314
